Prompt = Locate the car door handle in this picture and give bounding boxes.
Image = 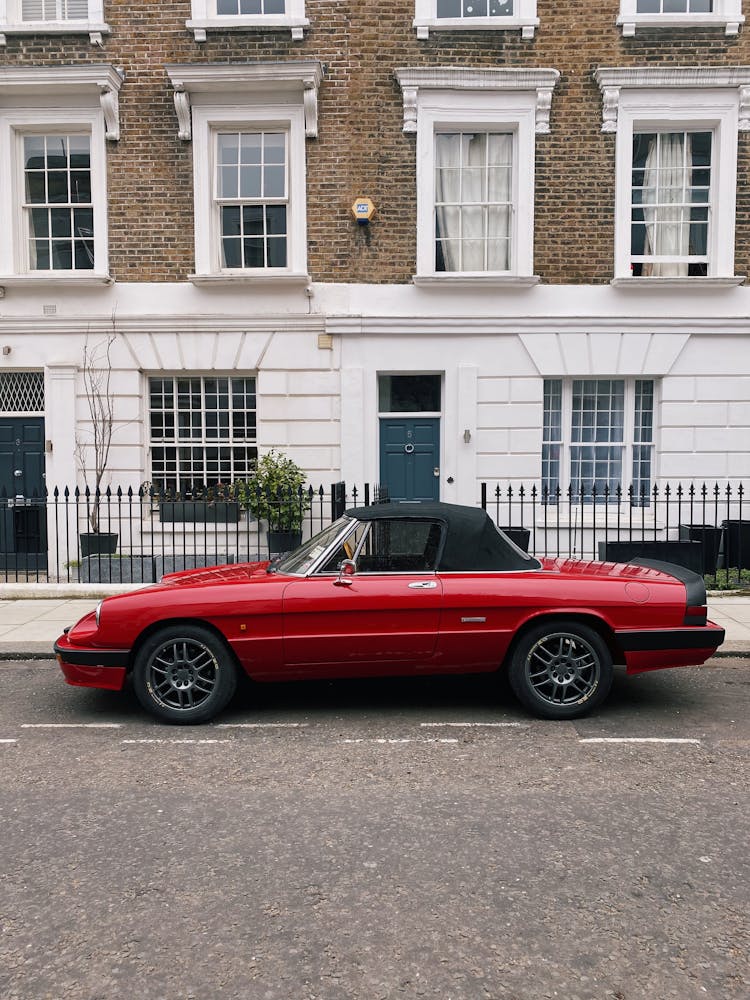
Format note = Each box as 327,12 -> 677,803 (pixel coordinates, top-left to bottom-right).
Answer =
408,581 -> 438,589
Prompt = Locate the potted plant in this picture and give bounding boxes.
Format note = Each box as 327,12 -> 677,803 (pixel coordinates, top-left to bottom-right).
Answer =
236,450 -> 310,555
76,334 -> 119,556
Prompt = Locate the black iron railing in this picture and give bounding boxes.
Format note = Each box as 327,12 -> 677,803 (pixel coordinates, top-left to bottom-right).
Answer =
0,481 -> 748,587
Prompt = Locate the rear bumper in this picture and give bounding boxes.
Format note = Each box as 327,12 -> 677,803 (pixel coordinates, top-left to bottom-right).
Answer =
617,622 -> 725,674
54,637 -> 130,691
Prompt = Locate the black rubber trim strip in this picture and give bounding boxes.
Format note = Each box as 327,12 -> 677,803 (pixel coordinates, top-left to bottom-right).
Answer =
53,642 -> 130,668
617,628 -> 725,652
627,558 -> 707,608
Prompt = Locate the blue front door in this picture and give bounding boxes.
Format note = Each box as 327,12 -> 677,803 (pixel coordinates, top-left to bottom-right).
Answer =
380,418 -> 440,502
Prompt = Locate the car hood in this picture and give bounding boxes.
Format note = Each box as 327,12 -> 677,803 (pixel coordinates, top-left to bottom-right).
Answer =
160,560 -> 273,587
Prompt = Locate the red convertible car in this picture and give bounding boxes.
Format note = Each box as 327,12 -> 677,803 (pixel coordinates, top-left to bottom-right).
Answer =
55,502 -> 725,724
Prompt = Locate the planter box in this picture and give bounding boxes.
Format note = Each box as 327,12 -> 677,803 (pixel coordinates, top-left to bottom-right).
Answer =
159,501 -> 240,524
718,519 -> 750,570
79,532 -> 118,557
598,540 -> 704,575
678,524 -> 722,576
80,555 -> 155,583
268,530 -> 302,556
155,553 -> 235,579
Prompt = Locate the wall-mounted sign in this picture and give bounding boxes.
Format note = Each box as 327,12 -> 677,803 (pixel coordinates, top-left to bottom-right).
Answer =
351,197 -> 376,224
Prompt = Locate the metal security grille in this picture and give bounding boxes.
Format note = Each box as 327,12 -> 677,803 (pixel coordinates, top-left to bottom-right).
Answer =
0,372 -> 45,413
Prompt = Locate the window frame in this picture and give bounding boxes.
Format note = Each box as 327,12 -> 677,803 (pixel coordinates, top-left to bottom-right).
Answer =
148,373 -> 259,494
0,0 -> 110,44
629,127 -> 713,277
616,0 -> 744,36
186,0 -> 308,41
594,68 -> 750,284
413,90 -> 539,282
413,0 -> 539,39
166,61 -> 321,285
192,105 -> 307,280
0,106 -> 109,282
542,377 -> 657,506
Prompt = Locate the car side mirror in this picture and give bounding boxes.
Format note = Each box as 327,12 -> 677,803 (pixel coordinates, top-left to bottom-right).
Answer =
334,558 -> 356,587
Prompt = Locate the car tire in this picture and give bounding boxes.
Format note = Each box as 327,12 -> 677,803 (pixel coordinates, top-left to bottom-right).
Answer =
508,620 -> 613,721
132,624 -> 238,724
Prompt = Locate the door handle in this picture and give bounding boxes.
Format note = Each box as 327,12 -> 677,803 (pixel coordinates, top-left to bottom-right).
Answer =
14,469 -> 22,477
408,581 -> 438,589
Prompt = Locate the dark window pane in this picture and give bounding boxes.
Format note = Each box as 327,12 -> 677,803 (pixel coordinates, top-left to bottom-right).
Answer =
267,237 -> 287,268
25,173 -> 46,204
243,238 -> 265,268
70,171 -> 91,203
30,208 -> 49,238
50,208 -> 71,237
47,171 -> 69,203
266,205 -> 287,235
74,240 -> 95,269
31,240 -> 50,269
242,205 -> 264,235
222,237 -> 242,268
221,206 -> 241,237
51,241 -> 73,269
378,375 -> 441,413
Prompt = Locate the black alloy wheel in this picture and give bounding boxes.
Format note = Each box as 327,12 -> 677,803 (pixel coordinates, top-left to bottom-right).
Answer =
508,620 -> 613,720
132,624 -> 238,724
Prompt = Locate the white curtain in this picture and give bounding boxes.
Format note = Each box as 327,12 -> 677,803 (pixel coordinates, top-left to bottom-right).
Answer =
435,133 -> 462,271
642,132 -> 690,277
435,132 -> 512,272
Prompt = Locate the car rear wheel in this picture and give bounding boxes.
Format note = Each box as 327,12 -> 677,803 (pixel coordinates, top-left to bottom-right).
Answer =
508,620 -> 613,720
132,625 -> 238,724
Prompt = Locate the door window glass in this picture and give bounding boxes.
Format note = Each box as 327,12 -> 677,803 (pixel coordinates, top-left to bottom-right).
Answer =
378,374 -> 441,412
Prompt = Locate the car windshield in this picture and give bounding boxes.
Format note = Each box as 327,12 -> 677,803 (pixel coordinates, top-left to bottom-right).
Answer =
273,517 -> 353,575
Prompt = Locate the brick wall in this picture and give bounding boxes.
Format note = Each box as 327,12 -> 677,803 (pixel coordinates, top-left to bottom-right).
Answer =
2,1 -> 749,284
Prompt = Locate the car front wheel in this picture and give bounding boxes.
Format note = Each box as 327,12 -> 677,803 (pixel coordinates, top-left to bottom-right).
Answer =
133,625 -> 238,724
508,620 -> 613,720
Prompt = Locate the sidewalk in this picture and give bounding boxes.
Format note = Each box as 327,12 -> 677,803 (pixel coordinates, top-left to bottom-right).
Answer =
0,585 -> 749,659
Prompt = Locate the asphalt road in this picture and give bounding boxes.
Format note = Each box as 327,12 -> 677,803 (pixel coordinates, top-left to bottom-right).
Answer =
1,660 -> 748,1000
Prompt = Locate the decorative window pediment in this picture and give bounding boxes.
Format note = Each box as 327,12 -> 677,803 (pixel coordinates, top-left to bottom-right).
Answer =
617,0 -> 744,36
166,62 -> 323,283
0,0 -> 110,45
594,66 -> 750,284
186,0 -> 308,42
396,67 -> 559,283
0,64 -> 122,286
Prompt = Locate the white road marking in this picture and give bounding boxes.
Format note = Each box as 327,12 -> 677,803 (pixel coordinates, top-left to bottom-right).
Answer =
122,739 -> 234,745
420,722 -> 526,728
342,738 -> 459,745
579,737 -> 701,745
21,723 -> 122,729
215,723 -> 309,729
1,739 -> 17,744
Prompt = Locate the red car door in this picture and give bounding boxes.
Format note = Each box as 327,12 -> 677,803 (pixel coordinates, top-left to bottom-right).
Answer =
281,573 -> 443,676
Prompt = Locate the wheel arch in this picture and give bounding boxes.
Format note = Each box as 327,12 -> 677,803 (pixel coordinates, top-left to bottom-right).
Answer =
128,617 -> 241,673
501,611 -> 625,671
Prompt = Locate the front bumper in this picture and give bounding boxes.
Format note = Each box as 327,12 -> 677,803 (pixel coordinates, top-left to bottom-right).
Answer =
617,622 -> 726,674
54,636 -> 130,691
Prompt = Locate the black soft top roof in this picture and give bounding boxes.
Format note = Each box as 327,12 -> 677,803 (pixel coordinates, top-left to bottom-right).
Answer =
345,501 -> 541,572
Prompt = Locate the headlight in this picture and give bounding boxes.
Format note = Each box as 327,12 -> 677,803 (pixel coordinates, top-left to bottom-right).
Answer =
95,600 -> 103,627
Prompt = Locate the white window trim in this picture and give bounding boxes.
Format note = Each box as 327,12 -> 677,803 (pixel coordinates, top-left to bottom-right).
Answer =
543,377 -> 658,508
0,65 -> 120,288
166,63 -> 322,283
186,0 -> 308,42
395,67 -> 558,284
0,0 -> 110,45
413,0 -> 539,39
617,0 -> 744,37
595,67 -> 750,284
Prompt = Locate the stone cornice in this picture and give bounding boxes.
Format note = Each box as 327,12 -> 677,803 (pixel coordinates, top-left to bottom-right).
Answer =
0,64 -> 123,139
594,66 -> 750,132
165,61 -> 324,140
395,67 -> 560,134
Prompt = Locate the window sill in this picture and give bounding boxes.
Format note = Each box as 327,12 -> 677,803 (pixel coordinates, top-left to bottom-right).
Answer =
0,23 -> 111,45
189,271 -> 311,287
617,14 -> 744,36
611,276 -> 745,288
413,274 -> 540,288
186,17 -> 309,41
413,17 -> 539,40
0,273 -> 113,294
